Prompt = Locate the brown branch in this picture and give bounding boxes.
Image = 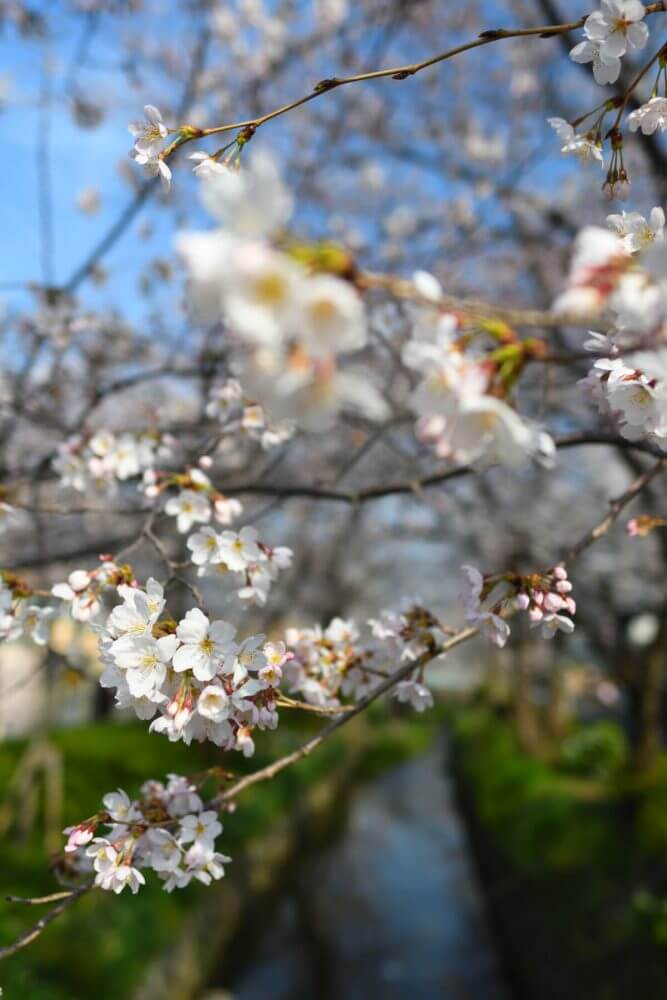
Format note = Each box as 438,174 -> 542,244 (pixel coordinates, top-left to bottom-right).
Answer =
274,695 -> 354,716
564,457 -> 667,562
0,882 -> 93,960
358,270 -> 602,329
212,626 -> 478,808
213,433 -> 666,504
5,432 -> 665,520
3,453 -> 664,957
6,890 -> 79,905
194,5 -> 665,144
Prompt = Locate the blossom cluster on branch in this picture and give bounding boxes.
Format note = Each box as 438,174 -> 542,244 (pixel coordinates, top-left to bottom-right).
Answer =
63,776 -> 229,895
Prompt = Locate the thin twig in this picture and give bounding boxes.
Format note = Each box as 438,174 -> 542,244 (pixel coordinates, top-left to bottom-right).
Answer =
564,457 -> 667,562
194,5 -> 665,143
0,882 -> 93,960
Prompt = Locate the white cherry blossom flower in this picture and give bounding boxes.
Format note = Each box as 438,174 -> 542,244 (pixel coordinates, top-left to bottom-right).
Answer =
120,635 -> 179,698
213,496 -> 243,524
447,396 -> 540,467
569,39 -> 621,84
173,608 -> 236,681
393,679 -> 434,712
188,151 -> 227,178
226,634 -> 267,681
104,862 -> 147,895
217,525 -> 263,572
534,613 -> 576,639
627,96 -> 667,135
184,844 -> 231,884
222,243 -> 303,346
198,149 -> 293,239
197,683 -> 230,722
187,526 -> 225,566
547,118 -> 604,167
179,810 -> 222,847
165,489 -> 211,533
102,789 -> 142,824
130,148 -> 172,192
146,829 -> 182,871
108,587 -> 159,641
16,603 -> 55,645
607,207 -> 665,252
128,104 -> 168,157
583,0 -> 648,60
165,774 -> 203,816
293,274 -> 367,358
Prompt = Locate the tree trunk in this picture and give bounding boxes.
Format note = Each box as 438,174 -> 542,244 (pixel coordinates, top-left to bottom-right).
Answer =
634,643 -> 665,772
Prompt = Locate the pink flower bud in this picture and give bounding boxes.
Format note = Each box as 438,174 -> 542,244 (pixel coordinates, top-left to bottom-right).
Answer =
545,592 -> 566,612
565,597 -> 576,615
553,565 -> 568,580
533,590 -> 544,606
556,580 -> 573,593
63,821 -> 96,852
529,606 -> 544,622
515,592 -> 530,610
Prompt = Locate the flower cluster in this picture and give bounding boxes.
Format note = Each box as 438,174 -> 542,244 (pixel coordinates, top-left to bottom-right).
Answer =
555,213 -> 667,444
54,430 -> 171,494
548,116 -> 604,169
628,95 -> 667,135
0,576 -> 55,645
206,378 -> 294,450
581,351 -> 667,444
460,564 -> 576,647
552,3 -> 662,195
553,224 -> 631,315
97,579 -> 282,754
128,104 -> 172,190
401,279 -> 552,467
145,465 -> 244,534
284,606 -> 444,710
176,151 -> 388,430
187,524 -> 292,606
570,0 -> 648,85
283,617 -> 368,706
52,557 -> 132,622
63,776 -> 229,894
607,207 -> 665,253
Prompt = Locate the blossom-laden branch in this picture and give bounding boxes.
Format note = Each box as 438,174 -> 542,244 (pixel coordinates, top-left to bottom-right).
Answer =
125,4 -> 666,191
1,449 -> 663,960
3,434 -> 664,527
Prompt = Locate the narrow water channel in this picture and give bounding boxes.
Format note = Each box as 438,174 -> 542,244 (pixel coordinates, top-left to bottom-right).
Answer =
211,743 -> 511,1000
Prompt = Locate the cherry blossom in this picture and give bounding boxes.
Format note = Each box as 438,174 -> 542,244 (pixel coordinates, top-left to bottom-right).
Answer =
65,776 -> 229,895
172,609 -> 237,682
607,207 -> 665,252
128,105 -> 168,158
164,489 -> 212,533
548,118 -> 604,167
627,97 -> 667,135
582,1 -> 648,60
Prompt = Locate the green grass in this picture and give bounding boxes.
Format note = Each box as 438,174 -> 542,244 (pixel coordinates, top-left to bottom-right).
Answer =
451,706 -> 667,1000
0,705 -> 444,998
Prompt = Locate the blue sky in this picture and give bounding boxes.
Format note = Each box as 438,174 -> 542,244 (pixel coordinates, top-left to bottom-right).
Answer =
2,0 -> 659,335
